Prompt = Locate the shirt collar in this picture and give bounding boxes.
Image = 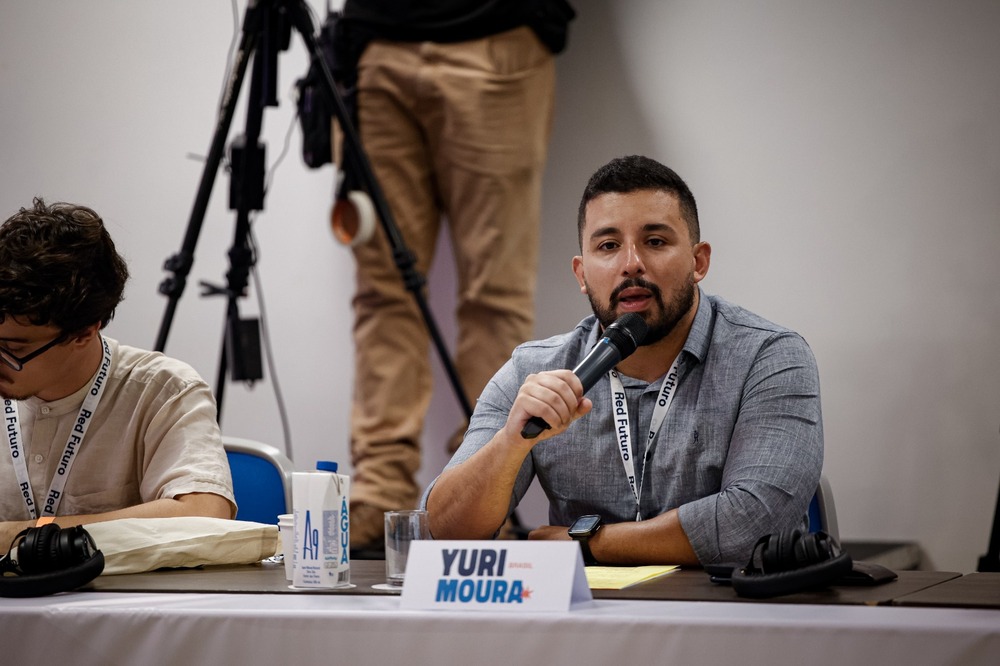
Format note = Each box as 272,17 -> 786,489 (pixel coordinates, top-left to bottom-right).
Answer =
23,375 -> 92,417
681,287 -> 713,365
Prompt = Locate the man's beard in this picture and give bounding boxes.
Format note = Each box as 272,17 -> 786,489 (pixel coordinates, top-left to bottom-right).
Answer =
586,274 -> 696,346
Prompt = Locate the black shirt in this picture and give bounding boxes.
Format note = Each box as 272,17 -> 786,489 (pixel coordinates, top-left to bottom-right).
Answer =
341,0 -> 575,54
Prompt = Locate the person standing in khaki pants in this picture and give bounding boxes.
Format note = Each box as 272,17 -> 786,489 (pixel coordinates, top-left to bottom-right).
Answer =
336,1 -> 575,551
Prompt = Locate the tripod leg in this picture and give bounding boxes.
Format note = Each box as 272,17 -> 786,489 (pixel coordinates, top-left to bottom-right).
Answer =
216,327 -> 229,421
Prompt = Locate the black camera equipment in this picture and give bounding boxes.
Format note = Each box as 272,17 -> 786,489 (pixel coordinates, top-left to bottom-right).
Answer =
154,0 -> 472,422
979,490 -> 1000,571
977,425 -> 1000,572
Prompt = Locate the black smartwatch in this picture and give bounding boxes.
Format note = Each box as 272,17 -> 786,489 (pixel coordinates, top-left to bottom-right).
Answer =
568,514 -> 603,566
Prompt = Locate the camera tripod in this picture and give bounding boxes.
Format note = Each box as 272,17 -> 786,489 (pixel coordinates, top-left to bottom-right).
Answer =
154,0 -> 473,423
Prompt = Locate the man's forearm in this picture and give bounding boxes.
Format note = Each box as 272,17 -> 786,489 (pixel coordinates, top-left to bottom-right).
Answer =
426,432 -> 532,540
61,492 -> 234,524
428,368 -> 590,540
0,492 -> 232,548
593,509 -> 699,566
528,508 -> 700,567
0,519 -> 34,551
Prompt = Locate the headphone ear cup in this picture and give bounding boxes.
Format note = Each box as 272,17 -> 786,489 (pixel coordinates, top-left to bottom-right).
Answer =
55,526 -> 88,566
759,529 -> 801,572
797,532 -> 824,565
19,523 -> 60,574
757,533 -> 780,572
779,529 -> 802,568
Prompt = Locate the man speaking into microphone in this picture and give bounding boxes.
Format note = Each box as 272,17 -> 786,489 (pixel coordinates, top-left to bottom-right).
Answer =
424,156 -> 823,567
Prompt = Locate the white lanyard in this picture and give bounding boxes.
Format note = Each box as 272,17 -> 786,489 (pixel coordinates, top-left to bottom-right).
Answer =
608,355 -> 680,520
4,336 -> 112,519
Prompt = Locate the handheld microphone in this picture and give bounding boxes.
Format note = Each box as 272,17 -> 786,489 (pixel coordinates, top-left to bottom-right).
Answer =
520,312 -> 648,439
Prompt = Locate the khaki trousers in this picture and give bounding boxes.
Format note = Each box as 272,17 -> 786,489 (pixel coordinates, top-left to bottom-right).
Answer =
349,26 -> 556,511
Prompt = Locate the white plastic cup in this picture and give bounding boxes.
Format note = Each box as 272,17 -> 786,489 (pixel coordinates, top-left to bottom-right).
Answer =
277,513 -> 294,581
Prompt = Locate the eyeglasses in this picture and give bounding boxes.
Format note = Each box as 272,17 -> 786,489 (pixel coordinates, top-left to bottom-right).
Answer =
0,333 -> 69,371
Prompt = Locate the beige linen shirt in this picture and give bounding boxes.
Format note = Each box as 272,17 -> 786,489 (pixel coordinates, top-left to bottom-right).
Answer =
1,337 -> 235,520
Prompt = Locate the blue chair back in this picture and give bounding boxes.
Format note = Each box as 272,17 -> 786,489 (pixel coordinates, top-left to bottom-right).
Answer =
223,437 -> 294,525
806,474 -> 840,541
807,494 -> 822,533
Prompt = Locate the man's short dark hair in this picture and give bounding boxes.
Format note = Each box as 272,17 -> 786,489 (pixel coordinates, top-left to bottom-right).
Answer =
577,155 -> 700,248
0,198 -> 129,335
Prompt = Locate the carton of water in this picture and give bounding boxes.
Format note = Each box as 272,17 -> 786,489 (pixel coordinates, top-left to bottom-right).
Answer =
292,462 -> 350,588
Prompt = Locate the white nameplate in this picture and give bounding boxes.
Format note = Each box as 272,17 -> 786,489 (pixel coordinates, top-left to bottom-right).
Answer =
400,540 -> 592,612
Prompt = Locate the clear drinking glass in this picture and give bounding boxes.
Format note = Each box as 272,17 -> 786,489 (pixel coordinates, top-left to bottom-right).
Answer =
384,510 -> 429,587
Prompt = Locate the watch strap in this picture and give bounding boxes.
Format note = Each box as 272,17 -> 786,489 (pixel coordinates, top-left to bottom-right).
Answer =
576,538 -> 599,566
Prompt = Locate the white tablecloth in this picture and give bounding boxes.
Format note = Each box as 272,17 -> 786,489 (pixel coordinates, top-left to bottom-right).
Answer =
4,591 -> 999,666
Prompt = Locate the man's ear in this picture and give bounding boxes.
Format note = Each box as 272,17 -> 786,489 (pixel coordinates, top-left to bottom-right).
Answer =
572,255 -> 587,293
68,323 -> 102,347
693,242 -> 712,283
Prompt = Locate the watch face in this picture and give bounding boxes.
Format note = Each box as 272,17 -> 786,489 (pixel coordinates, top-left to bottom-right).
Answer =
569,515 -> 601,536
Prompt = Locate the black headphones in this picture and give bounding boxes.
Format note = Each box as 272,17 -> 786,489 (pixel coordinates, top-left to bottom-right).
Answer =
0,523 -> 105,597
730,529 -> 852,598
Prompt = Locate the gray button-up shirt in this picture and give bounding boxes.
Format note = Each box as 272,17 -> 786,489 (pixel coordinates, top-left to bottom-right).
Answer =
435,290 -> 823,564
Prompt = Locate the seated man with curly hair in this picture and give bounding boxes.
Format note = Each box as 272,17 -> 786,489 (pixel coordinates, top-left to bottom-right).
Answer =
0,198 -> 235,548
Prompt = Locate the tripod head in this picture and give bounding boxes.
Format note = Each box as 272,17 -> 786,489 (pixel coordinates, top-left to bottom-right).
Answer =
246,0 -> 294,110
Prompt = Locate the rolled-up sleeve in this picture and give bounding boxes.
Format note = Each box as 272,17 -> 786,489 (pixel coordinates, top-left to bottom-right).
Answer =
678,332 -> 823,564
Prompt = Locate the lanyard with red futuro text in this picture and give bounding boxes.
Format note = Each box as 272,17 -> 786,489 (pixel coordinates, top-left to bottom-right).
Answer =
608,354 -> 680,521
3,336 -> 112,519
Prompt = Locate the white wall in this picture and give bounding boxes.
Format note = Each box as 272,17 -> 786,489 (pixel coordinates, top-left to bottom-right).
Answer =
2,0 -> 998,573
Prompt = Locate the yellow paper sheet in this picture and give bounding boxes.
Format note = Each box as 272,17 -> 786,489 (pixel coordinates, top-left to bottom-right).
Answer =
585,565 -> 679,590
